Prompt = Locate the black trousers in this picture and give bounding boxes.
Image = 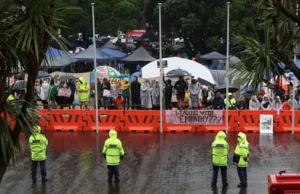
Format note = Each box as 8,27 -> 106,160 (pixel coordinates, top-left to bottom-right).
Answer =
237,167 -> 247,185
41,100 -> 48,109
165,96 -> 172,110
211,165 -> 227,185
31,160 -> 47,182
131,96 -> 140,109
107,165 -> 120,182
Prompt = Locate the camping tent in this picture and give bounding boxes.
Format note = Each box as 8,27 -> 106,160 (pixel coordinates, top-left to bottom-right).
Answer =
41,47 -> 77,68
120,46 -> 156,63
101,41 -> 119,50
199,51 -> 227,60
209,70 -> 234,87
72,44 -> 113,62
100,48 -> 127,59
141,57 -> 215,85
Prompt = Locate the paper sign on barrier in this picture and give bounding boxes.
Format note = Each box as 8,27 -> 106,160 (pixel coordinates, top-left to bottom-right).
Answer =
166,110 -> 223,125
260,114 -> 273,133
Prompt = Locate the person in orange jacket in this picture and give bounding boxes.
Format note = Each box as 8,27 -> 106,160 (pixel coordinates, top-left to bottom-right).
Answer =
115,94 -> 124,109
282,95 -> 292,110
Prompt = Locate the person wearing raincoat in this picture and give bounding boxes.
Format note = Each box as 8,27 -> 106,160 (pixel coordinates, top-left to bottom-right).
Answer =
102,129 -> 125,183
211,131 -> 229,187
121,78 -> 130,110
140,80 -> 152,109
29,125 -> 48,183
233,132 -> 249,188
189,77 -> 201,109
76,77 -> 89,109
152,80 -> 160,110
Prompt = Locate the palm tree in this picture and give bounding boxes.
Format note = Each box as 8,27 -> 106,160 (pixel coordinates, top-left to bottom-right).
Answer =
232,0 -> 300,88
0,0 -> 71,182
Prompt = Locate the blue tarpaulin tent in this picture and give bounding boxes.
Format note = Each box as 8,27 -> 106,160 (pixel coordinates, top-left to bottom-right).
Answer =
100,48 -> 127,59
41,47 -> 77,67
72,44 -> 113,62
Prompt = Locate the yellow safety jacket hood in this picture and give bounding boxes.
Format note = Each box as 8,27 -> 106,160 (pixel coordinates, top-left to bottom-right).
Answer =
216,131 -> 226,140
109,129 -> 117,139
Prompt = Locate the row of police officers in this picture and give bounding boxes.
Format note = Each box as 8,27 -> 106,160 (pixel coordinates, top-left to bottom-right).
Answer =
29,127 -> 248,188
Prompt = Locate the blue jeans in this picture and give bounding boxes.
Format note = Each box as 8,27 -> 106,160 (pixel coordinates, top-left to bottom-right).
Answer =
103,97 -> 111,109
31,160 -> 47,182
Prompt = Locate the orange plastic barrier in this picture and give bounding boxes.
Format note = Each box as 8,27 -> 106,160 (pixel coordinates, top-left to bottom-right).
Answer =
198,110 -> 239,132
164,111 -> 197,132
123,111 -> 159,132
164,123 -> 196,133
268,172 -> 300,194
237,110 -> 278,133
38,109 -> 48,130
48,110 -> 86,132
84,110 -> 123,132
276,111 -> 300,133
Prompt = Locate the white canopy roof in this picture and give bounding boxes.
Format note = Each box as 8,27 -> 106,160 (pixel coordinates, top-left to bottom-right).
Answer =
141,57 -> 215,84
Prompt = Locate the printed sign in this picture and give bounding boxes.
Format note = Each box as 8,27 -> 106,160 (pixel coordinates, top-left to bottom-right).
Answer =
260,114 -> 273,134
166,110 -> 223,125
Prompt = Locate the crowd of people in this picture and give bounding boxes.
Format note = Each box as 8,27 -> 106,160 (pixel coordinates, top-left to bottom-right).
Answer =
8,74 -> 299,111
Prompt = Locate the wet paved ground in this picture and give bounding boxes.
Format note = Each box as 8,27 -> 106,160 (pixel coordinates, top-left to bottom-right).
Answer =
1,132 -> 300,194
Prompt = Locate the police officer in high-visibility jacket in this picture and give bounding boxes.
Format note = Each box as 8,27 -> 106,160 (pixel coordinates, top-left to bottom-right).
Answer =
233,132 -> 249,188
29,125 -> 48,183
211,131 -> 229,187
102,129 -> 125,183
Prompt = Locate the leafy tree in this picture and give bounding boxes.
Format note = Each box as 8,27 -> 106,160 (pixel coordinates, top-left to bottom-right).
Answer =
0,0 -> 70,182
145,0 -> 257,55
232,0 -> 300,87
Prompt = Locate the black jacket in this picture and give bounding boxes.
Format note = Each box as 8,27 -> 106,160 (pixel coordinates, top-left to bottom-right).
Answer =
130,81 -> 141,98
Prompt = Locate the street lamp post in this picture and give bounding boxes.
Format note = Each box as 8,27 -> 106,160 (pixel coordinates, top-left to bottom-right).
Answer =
158,3 -> 163,134
225,2 -> 230,134
91,3 -> 99,133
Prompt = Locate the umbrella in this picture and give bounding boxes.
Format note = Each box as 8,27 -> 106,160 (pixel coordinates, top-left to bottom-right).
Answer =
166,69 -> 191,77
11,80 -> 27,91
142,57 -> 215,85
93,66 -> 121,79
216,84 -> 239,93
130,72 -> 140,83
38,71 -> 51,79
58,74 -> 77,80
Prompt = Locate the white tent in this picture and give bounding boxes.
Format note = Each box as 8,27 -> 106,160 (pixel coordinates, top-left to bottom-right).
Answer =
141,57 -> 215,84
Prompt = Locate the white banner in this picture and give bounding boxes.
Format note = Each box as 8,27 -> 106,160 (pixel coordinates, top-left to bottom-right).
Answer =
166,110 -> 223,125
260,114 -> 273,134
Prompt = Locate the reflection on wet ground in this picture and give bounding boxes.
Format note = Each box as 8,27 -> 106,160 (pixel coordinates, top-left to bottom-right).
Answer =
1,132 -> 300,194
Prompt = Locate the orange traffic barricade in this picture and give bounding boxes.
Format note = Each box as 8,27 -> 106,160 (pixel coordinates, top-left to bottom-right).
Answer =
123,110 -> 159,132
48,110 -> 86,132
84,110 -> 123,132
268,172 -> 300,194
38,109 -> 49,131
164,110 -> 197,133
276,111 -> 300,133
198,110 -> 239,132
237,110 -> 278,133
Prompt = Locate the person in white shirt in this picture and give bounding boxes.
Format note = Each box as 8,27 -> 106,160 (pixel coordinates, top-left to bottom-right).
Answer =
249,95 -> 260,110
39,79 -> 50,109
261,95 -> 271,110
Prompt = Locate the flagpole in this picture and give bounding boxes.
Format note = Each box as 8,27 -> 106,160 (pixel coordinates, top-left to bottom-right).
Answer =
158,2 -> 163,134
91,3 -> 99,133
225,2 -> 230,134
